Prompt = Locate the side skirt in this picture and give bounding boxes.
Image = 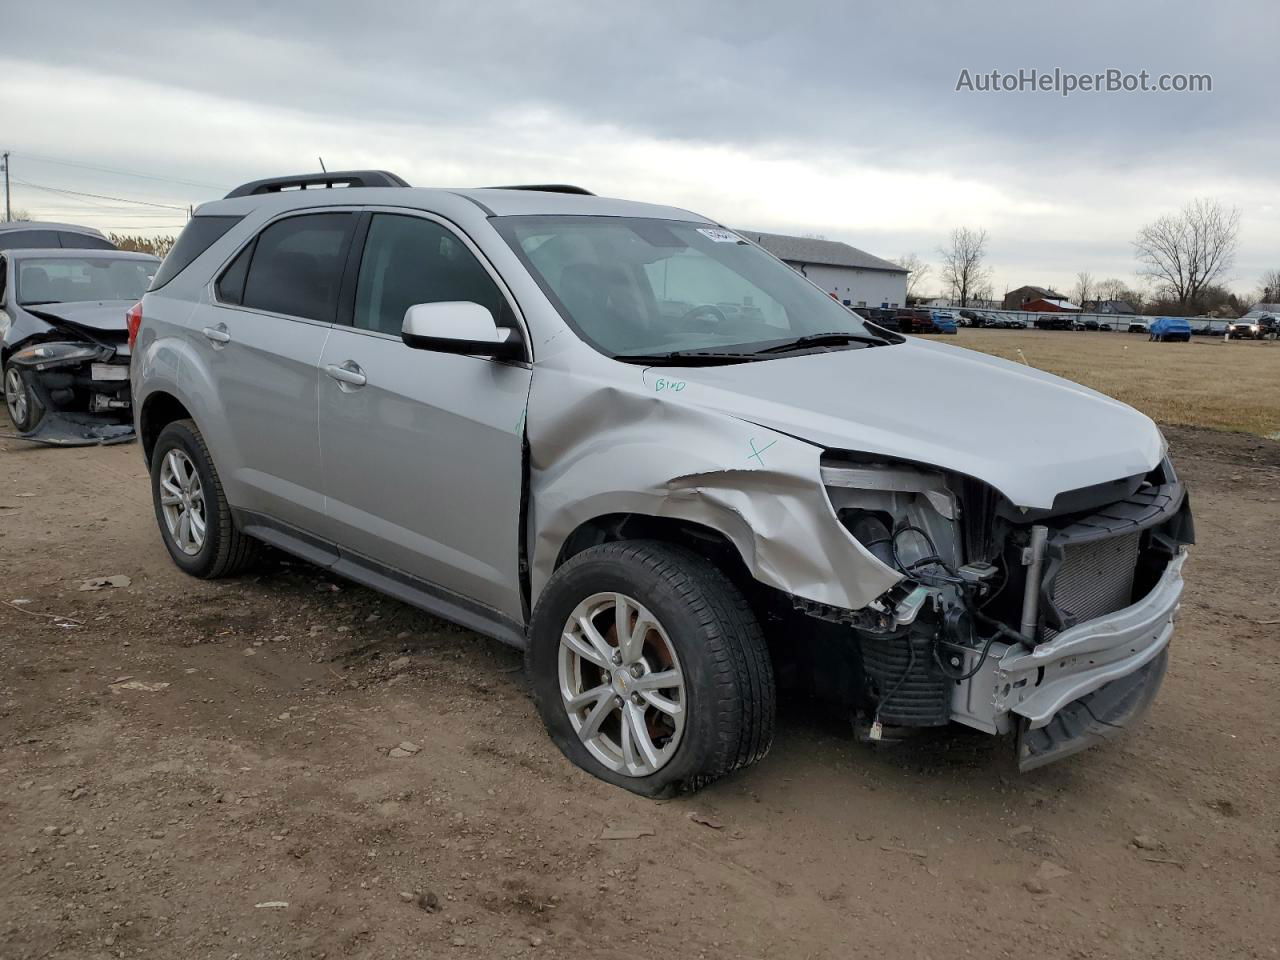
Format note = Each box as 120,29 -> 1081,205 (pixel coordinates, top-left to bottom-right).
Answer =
234,510 -> 528,650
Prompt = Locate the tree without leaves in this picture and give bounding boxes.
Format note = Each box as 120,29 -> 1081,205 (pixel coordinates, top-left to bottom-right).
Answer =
1133,198 -> 1240,307
895,253 -> 930,302
938,227 -> 989,308
1258,268 -> 1280,304
1074,271 -> 1094,309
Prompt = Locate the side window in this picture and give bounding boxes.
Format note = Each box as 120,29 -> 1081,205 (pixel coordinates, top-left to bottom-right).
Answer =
353,214 -> 506,336
57,232 -> 115,251
216,242 -> 253,305
0,230 -> 60,250
150,215 -> 243,289
240,213 -> 355,323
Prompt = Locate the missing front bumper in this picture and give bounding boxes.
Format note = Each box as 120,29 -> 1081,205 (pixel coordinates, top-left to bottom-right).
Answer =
950,551 -> 1185,766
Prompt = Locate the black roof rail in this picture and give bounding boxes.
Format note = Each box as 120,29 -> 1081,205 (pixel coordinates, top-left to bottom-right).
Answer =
482,184 -> 595,196
224,170 -> 411,199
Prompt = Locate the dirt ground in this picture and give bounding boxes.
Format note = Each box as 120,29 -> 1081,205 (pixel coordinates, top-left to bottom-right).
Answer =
1,424 -> 1277,960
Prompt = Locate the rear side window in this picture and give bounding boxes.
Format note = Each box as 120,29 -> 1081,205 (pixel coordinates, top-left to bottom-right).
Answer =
57,232 -> 115,250
240,213 -> 355,323
215,243 -> 253,305
0,229 -> 61,250
150,215 -> 243,290
353,214 -> 507,335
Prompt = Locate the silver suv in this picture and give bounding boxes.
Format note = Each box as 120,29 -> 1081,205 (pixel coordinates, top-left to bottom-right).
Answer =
133,170 -> 1193,795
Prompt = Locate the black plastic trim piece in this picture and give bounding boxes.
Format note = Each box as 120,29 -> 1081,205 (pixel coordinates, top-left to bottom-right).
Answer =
233,509 -> 526,648
401,330 -> 525,361
482,184 -> 594,195
224,170 -> 410,199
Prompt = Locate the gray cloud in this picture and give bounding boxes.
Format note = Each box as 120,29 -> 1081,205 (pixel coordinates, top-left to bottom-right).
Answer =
5,0 -> 1278,293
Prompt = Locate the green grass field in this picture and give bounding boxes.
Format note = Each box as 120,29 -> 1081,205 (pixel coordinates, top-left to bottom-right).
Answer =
924,329 -> 1280,438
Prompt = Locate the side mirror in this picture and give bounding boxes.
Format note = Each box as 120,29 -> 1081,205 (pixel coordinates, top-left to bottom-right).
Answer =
401,301 -> 524,361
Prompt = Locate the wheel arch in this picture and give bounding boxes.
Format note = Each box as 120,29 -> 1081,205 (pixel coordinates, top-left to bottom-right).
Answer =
554,513 -> 756,597
139,391 -> 194,465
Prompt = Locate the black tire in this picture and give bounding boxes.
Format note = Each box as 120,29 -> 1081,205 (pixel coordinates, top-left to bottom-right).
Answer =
150,418 -> 259,578
3,362 -> 45,433
527,540 -> 774,797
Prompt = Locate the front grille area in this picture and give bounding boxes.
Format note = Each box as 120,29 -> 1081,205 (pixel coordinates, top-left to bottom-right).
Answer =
1043,532 -> 1141,638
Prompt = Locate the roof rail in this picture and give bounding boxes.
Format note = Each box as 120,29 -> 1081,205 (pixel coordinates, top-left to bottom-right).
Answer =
482,184 -> 595,196
224,170 -> 411,199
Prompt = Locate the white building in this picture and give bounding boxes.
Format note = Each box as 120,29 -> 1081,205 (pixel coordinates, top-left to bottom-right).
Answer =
737,230 -> 909,309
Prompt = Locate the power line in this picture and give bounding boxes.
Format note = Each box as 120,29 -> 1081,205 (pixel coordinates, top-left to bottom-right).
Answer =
11,178 -> 189,211
10,151 -> 229,191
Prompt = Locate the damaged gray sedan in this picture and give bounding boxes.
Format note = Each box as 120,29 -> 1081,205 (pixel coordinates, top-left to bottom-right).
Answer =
132,172 -> 1193,795
1,248 -> 157,444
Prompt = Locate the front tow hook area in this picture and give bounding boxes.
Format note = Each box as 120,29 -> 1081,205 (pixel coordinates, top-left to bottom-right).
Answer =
1016,648 -> 1169,771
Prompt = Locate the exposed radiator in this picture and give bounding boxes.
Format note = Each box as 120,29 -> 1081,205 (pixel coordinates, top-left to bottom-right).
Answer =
1045,532 -> 1141,637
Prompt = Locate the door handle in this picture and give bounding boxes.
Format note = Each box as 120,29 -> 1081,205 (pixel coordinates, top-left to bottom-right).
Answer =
324,361 -> 367,388
201,324 -> 231,345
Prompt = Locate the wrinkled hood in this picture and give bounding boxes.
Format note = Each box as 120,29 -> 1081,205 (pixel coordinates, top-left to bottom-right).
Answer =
24,300 -> 133,333
666,338 -> 1164,509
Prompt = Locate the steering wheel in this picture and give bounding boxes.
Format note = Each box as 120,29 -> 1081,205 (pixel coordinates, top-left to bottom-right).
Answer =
680,304 -> 728,329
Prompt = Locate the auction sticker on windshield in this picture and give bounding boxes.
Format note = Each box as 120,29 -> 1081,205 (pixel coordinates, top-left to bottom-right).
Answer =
697,227 -> 743,243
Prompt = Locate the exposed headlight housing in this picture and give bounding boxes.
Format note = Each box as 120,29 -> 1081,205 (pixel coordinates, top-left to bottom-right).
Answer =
11,341 -> 106,371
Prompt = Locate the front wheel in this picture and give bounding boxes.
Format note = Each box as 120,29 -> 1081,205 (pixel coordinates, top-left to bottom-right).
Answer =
4,363 -> 44,433
527,541 -> 775,796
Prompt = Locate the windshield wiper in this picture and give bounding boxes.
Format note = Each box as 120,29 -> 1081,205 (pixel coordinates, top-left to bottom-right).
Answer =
613,349 -> 762,366
753,331 -> 889,355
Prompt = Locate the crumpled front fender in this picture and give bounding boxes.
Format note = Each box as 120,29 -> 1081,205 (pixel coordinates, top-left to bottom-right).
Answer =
526,358 -> 903,611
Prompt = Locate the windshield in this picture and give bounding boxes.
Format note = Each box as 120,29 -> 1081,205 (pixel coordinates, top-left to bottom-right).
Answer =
17,257 -> 159,305
493,216 -> 882,357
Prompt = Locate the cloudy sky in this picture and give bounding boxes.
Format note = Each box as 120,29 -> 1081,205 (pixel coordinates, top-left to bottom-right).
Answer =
4,0 -> 1276,297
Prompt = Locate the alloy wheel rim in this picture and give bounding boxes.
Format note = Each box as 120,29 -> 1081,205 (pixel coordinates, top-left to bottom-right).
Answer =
5,368 -> 27,425
558,592 -> 686,777
159,449 -> 207,556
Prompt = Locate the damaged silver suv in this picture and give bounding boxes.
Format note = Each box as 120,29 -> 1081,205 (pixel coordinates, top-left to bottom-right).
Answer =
133,171 -> 1193,795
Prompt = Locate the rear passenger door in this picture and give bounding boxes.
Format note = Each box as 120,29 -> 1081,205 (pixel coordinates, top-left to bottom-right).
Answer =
202,211 -> 356,534
316,211 -> 531,622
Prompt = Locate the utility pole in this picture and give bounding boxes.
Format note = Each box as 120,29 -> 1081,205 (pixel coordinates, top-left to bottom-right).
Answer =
2,152 -> 10,222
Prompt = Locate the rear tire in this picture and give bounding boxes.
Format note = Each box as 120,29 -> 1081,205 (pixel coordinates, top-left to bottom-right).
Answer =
527,540 -> 775,797
150,419 -> 259,578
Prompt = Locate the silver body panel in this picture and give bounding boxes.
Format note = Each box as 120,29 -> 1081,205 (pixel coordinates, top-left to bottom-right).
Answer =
133,183 -> 1187,765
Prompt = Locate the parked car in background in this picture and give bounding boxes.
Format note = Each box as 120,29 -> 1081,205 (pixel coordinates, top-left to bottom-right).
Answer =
1,248 -> 157,443
1127,318 -> 1150,334
1228,317 -> 1263,339
893,307 -> 931,334
930,310 -> 958,334
0,221 -> 116,251
130,170 -> 1193,793
1187,319 -> 1211,336
852,307 -> 901,333
1149,317 -> 1192,342
1207,320 -> 1231,336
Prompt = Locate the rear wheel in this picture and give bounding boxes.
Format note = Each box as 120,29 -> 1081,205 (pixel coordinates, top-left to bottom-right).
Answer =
528,540 -> 775,796
150,419 -> 259,578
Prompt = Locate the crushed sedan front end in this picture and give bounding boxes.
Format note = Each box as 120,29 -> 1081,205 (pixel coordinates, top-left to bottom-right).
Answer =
5,327 -> 135,445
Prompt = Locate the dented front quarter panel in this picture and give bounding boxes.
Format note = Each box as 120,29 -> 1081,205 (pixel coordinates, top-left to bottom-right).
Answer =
525,349 -> 904,611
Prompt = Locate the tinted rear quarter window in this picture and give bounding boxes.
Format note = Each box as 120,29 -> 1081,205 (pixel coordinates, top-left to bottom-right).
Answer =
57,232 -> 115,250
150,215 -> 243,290
0,230 -> 62,250
240,213 -> 354,323
216,242 -> 253,305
